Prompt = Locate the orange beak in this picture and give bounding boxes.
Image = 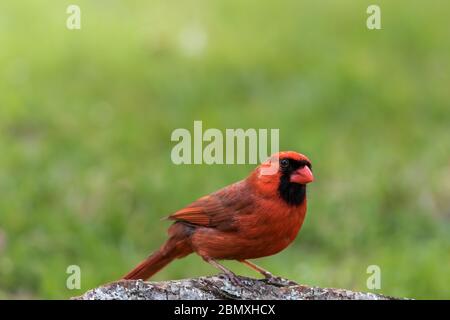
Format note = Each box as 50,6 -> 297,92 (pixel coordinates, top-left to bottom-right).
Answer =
290,166 -> 314,184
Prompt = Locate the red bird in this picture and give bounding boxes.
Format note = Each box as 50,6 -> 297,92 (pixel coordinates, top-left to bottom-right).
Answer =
123,151 -> 314,284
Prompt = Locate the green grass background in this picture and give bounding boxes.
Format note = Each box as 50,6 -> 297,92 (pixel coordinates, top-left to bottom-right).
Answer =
0,0 -> 449,299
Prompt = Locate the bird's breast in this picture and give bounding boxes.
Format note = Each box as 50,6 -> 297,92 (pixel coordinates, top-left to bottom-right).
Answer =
238,202 -> 306,255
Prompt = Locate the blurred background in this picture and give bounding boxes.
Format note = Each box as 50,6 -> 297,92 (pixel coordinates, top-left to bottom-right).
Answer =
0,0 -> 449,299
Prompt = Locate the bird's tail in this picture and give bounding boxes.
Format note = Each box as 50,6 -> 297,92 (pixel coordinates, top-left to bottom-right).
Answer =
122,250 -> 170,280
123,224 -> 193,280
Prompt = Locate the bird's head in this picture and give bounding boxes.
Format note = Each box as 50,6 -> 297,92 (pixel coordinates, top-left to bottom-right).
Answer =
251,151 -> 314,206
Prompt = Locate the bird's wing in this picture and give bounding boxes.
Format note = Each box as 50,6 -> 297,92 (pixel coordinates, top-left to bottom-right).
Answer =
167,181 -> 252,231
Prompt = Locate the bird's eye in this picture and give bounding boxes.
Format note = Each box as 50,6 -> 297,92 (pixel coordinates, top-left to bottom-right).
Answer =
280,159 -> 289,168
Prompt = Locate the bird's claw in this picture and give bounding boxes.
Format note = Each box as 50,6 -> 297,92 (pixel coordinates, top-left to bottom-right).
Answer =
263,274 -> 297,287
219,272 -> 246,287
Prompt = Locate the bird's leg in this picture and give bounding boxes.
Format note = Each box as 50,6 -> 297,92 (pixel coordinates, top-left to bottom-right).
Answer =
240,259 -> 274,278
202,257 -> 243,286
239,260 -> 297,287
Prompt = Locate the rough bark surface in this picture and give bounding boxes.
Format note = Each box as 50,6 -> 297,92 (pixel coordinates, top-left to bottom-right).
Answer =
74,275 -> 399,300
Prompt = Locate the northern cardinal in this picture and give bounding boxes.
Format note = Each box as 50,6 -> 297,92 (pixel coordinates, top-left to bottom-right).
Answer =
123,151 -> 314,284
